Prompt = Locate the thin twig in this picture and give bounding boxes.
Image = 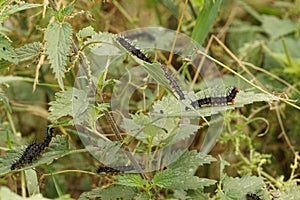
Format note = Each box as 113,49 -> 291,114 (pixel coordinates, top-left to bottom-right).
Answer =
167,0 -> 189,65
275,102 -> 295,154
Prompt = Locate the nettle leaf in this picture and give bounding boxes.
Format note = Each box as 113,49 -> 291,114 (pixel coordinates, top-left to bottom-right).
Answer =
122,117 -> 167,146
0,135 -> 69,176
219,175 -> 270,200
152,94 -> 183,115
76,26 -> 96,39
85,32 -> 119,56
187,189 -> 209,200
25,169 -> 39,195
136,61 -> 172,93
79,185 -> 137,200
261,15 -> 296,40
152,151 -> 217,190
48,88 -> 73,122
168,150 -> 217,174
45,21 -> 72,90
198,152 -> 218,166
15,42 -> 42,62
1,3 -> 41,18
72,88 -> 89,123
115,174 -> 146,188
0,186 -> 49,200
60,4 -> 74,17
152,169 -> 216,190
152,91 -> 281,118
161,123 -> 200,145
135,192 -> 151,200
0,35 -> 18,63
122,113 -> 190,146
279,182 -> 300,200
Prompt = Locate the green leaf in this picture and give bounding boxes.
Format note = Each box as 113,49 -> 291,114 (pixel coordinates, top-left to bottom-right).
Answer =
60,4 -> 74,17
261,15 -> 296,40
161,123 -> 200,145
1,3 -> 42,19
85,32 -> 118,56
15,42 -> 42,62
191,0 -> 222,45
0,135 -> 69,176
0,186 -> 49,200
115,174 -> 146,188
168,150 -> 217,174
25,169 -> 39,195
0,36 -> 18,63
76,26 -> 96,39
187,188 -> 210,200
278,182 -> 300,200
151,91 -> 281,118
220,175 -> 270,200
48,89 -> 73,122
152,169 -> 216,190
45,21 -> 72,90
128,60 -> 172,93
223,175 -> 265,193
122,116 -> 168,145
72,88 -> 89,124
135,192 -> 151,200
79,185 -> 137,200
52,4 -> 74,21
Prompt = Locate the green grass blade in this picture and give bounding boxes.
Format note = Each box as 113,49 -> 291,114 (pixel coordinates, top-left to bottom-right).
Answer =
191,0 -> 222,45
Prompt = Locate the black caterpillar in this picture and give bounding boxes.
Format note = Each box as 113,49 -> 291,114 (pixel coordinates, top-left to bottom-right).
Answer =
116,36 -> 152,64
116,36 -> 186,100
190,87 -> 239,108
96,164 -> 145,174
11,127 -> 53,170
161,64 -> 185,100
246,192 -> 262,200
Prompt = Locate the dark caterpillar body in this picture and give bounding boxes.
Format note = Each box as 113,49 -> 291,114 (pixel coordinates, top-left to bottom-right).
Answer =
161,64 -> 185,100
116,36 -> 186,100
190,87 -> 239,108
97,164 -> 145,174
116,36 -> 152,64
246,192 -> 262,200
11,127 -> 53,170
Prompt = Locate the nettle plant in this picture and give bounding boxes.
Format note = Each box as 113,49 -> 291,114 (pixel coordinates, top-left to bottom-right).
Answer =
1,1 -> 299,200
